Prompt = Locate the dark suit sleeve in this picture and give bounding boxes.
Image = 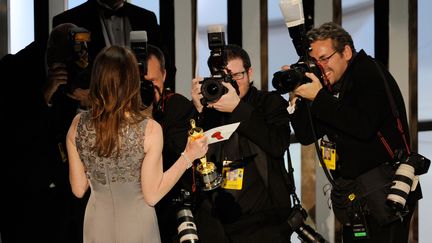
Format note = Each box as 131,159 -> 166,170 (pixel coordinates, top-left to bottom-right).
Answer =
128,6 -> 160,44
52,12 -> 65,27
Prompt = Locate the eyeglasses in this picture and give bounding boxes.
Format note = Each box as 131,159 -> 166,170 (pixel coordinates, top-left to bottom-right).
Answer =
231,70 -> 247,80
315,50 -> 338,65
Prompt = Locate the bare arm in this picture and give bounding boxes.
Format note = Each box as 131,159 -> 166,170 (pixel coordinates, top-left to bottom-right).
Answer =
66,114 -> 89,198
140,119 -> 207,206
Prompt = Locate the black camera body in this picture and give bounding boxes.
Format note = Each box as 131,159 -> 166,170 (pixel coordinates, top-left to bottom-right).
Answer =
272,59 -> 323,94
287,205 -> 328,243
271,10 -> 324,95
200,25 -> 238,106
66,27 -> 92,93
130,30 -> 155,107
200,74 -> 237,106
403,151 -> 431,175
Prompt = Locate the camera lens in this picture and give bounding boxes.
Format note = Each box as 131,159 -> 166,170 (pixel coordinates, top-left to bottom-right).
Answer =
286,205 -> 328,243
205,82 -> 220,96
272,69 -> 304,94
140,79 -> 155,107
272,61 -> 321,94
386,163 -> 415,211
296,224 -> 327,243
200,77 -> 226,104
177,207 -> 199,243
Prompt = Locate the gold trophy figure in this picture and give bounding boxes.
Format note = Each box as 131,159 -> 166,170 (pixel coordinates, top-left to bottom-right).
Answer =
188,119 -> 222,191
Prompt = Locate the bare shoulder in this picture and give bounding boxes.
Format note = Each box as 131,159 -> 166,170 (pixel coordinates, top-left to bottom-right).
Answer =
72,113 -> 82,125
143,118 -> 163,153
69,113 -> 83,132
67,113 -> 82,143
145,118 -> 162,136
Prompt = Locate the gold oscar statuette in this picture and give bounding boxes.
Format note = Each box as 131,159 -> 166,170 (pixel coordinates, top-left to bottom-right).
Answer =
188,119 -> 222,191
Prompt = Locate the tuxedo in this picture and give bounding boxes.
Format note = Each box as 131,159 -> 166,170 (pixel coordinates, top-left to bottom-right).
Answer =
53,0 -> 161,65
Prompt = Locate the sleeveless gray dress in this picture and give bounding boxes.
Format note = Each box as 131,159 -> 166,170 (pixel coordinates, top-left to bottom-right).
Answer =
76,112 -> 161,243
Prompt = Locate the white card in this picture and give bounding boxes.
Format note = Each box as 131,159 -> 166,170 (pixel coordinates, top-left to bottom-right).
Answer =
204,122 -> 240,144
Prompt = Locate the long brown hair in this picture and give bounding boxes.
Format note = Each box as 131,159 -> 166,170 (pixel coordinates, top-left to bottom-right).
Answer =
89,45 -> 147,157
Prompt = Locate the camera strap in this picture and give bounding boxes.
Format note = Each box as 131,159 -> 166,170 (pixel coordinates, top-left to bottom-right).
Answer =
372,60 -> 411,159
302,102 -> 338,187
286,151 -> 302,206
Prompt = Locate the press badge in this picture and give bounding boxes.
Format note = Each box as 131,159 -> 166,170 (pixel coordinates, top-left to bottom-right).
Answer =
320,139 -> 336,170
221,160 -> 244,190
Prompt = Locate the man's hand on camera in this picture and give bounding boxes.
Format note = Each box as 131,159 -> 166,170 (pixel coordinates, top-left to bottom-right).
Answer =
293,72 -> 323,101
191,77 -> 204,113
210,81 -> 240,113
44,62 -> 68,106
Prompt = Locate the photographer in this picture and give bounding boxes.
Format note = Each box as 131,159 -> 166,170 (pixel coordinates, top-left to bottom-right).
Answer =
0,23 -> 88,242
288,22 -> 422,242
144,44 -> 196,243
191,44 -> 294,243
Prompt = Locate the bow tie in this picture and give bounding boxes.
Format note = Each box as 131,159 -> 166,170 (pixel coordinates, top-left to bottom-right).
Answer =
102,6 -> 126,18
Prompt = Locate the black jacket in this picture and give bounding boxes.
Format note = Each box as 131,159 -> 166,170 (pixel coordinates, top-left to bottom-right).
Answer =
52,0 -> 176,89
291,50 -> 413,179
194,85 -> 293,243
52,0 -> 160,64
0,41 -> 77,243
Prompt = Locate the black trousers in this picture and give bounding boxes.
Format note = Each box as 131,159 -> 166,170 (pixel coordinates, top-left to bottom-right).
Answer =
194,200 -> 293,243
